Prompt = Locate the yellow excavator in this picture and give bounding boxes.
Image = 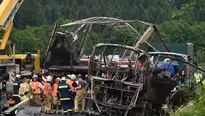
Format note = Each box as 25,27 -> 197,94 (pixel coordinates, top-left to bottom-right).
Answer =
0,0 -> 41,75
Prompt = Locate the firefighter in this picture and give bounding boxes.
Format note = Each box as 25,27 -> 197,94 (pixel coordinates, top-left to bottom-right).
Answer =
52,77 -> 61,114
67,74 -> 78,111
19,78 -> 33,105
13,74 -> 21,105
74,74 -> 86,113
43,77 -> 52,114
30,74 -> 44,106
58,77 -> 73,115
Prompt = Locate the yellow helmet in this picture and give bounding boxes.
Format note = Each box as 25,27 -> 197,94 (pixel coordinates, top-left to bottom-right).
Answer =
61,77 -> 66,81
16,74 -> 21,78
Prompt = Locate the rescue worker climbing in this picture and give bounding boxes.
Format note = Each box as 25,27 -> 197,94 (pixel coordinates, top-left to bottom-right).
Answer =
67,74 -> 78,111
74,74 -> 86,113
19,78 -> 33,105
52,77 -> 61,114
30,74 -> 44,106
58,77 -> 73,115
13,74 -> 21,105
43,75 -> 52,114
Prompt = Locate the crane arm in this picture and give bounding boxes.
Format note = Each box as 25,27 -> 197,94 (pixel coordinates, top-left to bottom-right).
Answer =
0,0 -> 24,50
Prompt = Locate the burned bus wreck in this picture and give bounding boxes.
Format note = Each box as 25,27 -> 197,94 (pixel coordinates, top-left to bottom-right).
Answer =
41,17 -> 205,115
86,43 -> 153,116
85,43 -> 203,116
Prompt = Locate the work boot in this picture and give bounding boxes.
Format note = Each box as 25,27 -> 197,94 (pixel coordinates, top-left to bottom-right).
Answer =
80,110 -> 85,114
58,110 -> 62,115
68,112 -> 72,115
73,111 -> 79,115
47,111 -> 51,114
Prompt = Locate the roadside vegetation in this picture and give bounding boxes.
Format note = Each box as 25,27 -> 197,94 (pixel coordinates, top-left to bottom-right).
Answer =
170,85 -> 205,116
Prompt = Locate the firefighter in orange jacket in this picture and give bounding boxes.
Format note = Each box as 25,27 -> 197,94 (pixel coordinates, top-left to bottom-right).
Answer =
67,74 -> 78,110
30,75 -> 44,106
43,77 -> 52,114
52,77 -> 61,114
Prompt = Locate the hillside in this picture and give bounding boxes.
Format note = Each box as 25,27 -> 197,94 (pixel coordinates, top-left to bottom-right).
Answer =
14,0 -> 179,29
2,0 -> 203,63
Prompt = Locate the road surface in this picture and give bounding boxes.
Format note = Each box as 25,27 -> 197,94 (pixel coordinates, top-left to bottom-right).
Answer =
41,113 -> 85,116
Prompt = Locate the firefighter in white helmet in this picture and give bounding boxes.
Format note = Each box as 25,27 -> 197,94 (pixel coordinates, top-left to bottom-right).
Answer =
51,77 -> 61,114
30,74 -> 44,106
43,75 -> 52,114
67,74 -> 78,112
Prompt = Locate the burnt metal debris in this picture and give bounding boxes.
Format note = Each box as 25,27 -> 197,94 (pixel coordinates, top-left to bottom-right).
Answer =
43,17 -> 204,116
44,17 -> 168,75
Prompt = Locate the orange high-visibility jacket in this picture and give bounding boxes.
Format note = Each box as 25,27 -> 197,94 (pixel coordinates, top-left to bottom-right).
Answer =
30,81 -> 41,94
52,83 -> 58,97
43,82 -> 51,95
67,80 -> 75,92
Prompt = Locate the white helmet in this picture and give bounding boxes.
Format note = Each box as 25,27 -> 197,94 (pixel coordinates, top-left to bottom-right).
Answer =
67,74 -> 71,78
164,58 -> 171,62
32,75 -> 38,79
56,77 -> 61,81
70,74 -> 76,80
47,75 -> 52,81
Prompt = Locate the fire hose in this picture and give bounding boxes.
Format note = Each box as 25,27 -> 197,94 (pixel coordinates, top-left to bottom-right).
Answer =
4,98 -> 30,114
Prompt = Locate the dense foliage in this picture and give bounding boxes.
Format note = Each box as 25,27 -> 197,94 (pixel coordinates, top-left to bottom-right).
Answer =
157,20 -> 205,63
14,0 -> 177,29
9,25 -> 52,54
168,85 -> 205,116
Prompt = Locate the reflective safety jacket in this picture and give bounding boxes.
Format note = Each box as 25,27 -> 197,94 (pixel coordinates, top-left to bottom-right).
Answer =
52,83 -> 58,97
67,80 -> 77,92
30,81 -> 41,94
194,73 -> 201,84
57,81 -> 72,100
43,82 -> 51,95
13,79 -> 21,97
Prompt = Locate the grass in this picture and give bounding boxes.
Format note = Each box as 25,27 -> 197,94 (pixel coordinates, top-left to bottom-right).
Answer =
171,86 -> 205,116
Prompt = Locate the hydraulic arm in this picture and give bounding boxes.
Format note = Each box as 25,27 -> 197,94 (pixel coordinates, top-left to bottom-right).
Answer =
0,0 -> 24,51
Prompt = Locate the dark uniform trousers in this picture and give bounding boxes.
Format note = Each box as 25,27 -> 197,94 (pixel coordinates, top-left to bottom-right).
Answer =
13,80 -> 21,105
58,82 -> 73,115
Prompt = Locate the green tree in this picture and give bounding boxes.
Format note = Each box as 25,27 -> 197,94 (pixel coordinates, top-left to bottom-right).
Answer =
9,25 -> 52,57
173,0 -> 205,21
157,19 -> 205,63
